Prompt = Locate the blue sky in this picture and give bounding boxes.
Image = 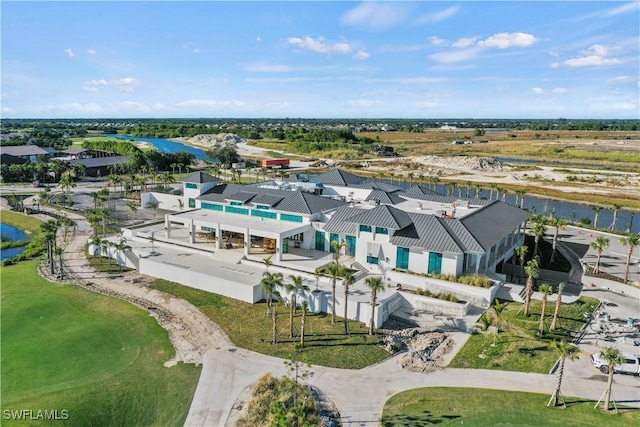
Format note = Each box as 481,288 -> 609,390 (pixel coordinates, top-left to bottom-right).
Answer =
2,1 -> 639,119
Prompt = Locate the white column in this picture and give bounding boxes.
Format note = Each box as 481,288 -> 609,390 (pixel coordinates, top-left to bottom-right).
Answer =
189,220 -> 195,244
216,223 -> 222,249
276,237 -> 282,262
165,216 -> 171,238
244,229 -> 250,256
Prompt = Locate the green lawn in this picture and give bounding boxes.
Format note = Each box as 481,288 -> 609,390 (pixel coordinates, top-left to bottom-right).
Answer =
1,210 -> 44,235
1,261 -> 201,426
381,387 -> 640,427
450,297 -> 598,373
149,279 -> 390,369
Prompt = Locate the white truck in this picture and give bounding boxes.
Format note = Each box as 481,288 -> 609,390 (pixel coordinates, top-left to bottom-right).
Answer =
591,352 -> 640,375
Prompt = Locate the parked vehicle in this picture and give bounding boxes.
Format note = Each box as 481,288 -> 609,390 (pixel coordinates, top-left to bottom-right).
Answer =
262,158 -> 290,168
591,352 -> 640,375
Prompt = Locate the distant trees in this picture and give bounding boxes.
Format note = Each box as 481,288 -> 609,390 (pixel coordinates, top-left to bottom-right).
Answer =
206,145 -> 239,168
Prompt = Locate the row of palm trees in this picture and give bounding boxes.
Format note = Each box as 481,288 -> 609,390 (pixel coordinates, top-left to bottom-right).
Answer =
89,235 -> 131,272
591,233 -> 640,284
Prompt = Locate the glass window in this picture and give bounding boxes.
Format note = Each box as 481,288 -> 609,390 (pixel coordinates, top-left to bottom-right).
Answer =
280,213 -> 303,223
251,209 -> 277,219
256,204 -> 270,210
202,202 -> 223,211
330,233 -> 340,252
359,225 -> 372,232
230,201 -> 243,206
185,183 -> 198,189
375,227 -> 388,235
367,255 -> 379,264
188,198 -> 196,208
225,206 -> 249,215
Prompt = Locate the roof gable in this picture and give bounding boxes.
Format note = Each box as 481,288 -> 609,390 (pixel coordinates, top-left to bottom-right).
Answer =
313,169 -> 365,186
181,172 -> 221,184
460,201 -> 530,250
345,204 -> 413,229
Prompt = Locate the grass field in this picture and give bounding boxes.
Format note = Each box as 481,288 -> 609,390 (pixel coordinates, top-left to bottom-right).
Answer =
0,210 -> 44,235
1,261 -> 201,426
449,297 -> 598,373
149,279 -> 390,369
381,387 -> 640,427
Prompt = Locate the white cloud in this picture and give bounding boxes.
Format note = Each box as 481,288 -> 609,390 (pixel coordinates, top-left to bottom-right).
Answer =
550,62 -> 559,69
353,50 -> 370,60
531,87 -> 544,94
151,103 -> 166,110
44,102 -> 102,114
256,37 -> 262,42
564,45 -> 622,68
1,106 -> 14,115
477,32 -> 537,49
606,75 -> 633,84
428,47 -> 480,63
176,99 -> 246,110
553,87 -> 568,94
193,48 -> 201,53
83,79 -> 108,92
65,48 -> 75,58
603,2 -> 640,17
341,2 -> 408,30
429,36 -> 448,47
378,44 -> 425,53
346,99 -> 381,107
452,37 -> 476,48
113,77 -> 141,92
87,49 -> 96,55
415,6 -> 459,24
116,101 -> 152,112
287,36 -> 352,54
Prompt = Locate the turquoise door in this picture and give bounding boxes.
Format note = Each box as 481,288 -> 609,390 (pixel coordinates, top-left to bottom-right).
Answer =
345,235 -> 356,257
428,252 -> 442,274
315,231 -> 325,251
396,247 -> 409,270
330,233 -> 340,253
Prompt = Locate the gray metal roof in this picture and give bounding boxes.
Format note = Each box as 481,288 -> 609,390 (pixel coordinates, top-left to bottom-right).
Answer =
402,185 -> 490,206
403,185 -> 441,197
1,145 -> 49,157
324,205 -> 363,234
352,180 -> 404,193
460,200 -> 530,250
365,190 -> 405,205
61,148 -> 89,154
312,169 -> 365,186
196,183 -> 346,215
442,218 -> 484,253
69,155 -> 130,168
344,204 -> 413,230
180,172 -> 221,184
390,213 -> 466,254
251,195 -> 284,207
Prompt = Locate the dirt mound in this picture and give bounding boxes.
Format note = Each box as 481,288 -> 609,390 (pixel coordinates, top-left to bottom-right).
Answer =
188,133 -> 246,147
381,328 -> 453,372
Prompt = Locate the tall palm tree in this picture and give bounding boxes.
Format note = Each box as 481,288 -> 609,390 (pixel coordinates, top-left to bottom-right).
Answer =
531,222 -> 547,260
590,236 -> 610,274
591,205 -> 603,229
599,346 -> 624,412
608,203 -> 623,231
318,263 -> 344,324
262,255 -> 273,273
115,237 -> 131,272
286,275 -> 309,338
41,220 -> 59,275
146,200 -> 160,222
549,282 -> 564,331
547,339 -> 579,407
299,301 -> 308,348
342,270 -> 355,336
523,258 -> 540,316
272,307 -> 279,345
549,217 -> 567,263
54,246 -> 64,278
516,189 -> 527,208
538,284 -> 554,336
515,245 -> 528,284
365,276 -> 385,335
476,314 -> 493,358
261,271 -> 283,317
330,239 -> 346,264
620,233 -> 640,284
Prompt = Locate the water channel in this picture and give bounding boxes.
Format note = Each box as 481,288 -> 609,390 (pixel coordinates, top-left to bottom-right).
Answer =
1,223 -> 28,261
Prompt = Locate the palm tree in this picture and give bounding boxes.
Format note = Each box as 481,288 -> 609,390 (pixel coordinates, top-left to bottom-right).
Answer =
286,275 -> 309,338
115,237 -> 131,272
272,307 -> 279,345
149,232 -> 157,254
330,239 -> 346,264
170,163 -> 177,174
608,203 -> 623,231
547,339 -> 579,407
516,189 -> 527,208
515,245 -> 528,284
58,173 -> 76,195
620,234 -> 640,284
531,222 -> 547,260
299,301 -> 308,348
342,270 -> 355,336
591,205 -> 603,229
160,172 -> 176,189
538,284 -> 554,336
41,220 -> 59,275
318,263 -> 345,324
54,246 -> 64,278
262,255 -> 273,273
598,346 -> 624,412
590,236 -> 610,274
365,276 -> 385,335
261,271 -> 283,317
127,201 -> 139,223
476,314 -> 493,358
491,299 -> 507,333
146,200 -> 160,222
549,217 -> 567,263
523,258 -> 540,316
549,282 -> 564,331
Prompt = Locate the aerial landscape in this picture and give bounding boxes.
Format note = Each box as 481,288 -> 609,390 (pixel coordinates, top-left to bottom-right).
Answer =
1,1 -> 639,427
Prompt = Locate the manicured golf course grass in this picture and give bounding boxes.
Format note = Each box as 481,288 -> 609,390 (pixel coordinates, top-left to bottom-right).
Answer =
1,261 -> 201,426
381,387 -> 640,426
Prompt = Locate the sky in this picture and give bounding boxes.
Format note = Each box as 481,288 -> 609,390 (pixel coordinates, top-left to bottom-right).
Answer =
1,1 -> 639,119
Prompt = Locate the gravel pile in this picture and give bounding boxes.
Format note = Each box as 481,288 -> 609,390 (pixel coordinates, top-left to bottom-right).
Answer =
417,155 -> 510,172
188,133 -> 246,147
380,328 -> 452,372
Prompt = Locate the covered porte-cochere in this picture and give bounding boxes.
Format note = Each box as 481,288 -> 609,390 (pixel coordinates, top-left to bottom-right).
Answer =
163,209 -> 312,262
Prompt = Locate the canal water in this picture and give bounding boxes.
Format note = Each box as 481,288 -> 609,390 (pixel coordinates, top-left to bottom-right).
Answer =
107,134 -> 208,160
1,223 -> 28,261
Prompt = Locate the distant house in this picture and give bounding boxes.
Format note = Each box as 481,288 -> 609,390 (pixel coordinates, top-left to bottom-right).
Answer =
0,145 -> 50,163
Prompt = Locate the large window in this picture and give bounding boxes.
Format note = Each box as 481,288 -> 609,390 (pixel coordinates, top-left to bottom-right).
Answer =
201,202 -> 222,211
396,247 -> 409,270
315,231 -> 325,251
359,225 -> 372,232
330,233 -> 340,252
375,227 -> 388,235
188,198 -> 196,208
428,252 -> 443,275
230,201 -> 243,206
251,209 -> 277,219
280,213 -> 303,223
185,183 -> 198,189
367,255 -> 379,264
256,205 -> 271,210
225,205 -> 249,215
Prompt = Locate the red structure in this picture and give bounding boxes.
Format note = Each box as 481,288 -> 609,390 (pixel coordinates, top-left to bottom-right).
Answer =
261,158 -> 290,168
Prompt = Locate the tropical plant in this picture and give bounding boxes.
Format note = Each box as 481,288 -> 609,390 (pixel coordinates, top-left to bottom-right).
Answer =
54,246 -> 64,278
620,233 -> 640,284
342,269 -> 355,336
365,276 -> 385,335
272,307 -> 279,345
608,203 -> 623,231
286,275 -> 309,339
40,220 -> 59,275
531,222 -> 547,260
299,301 -> 308,348
330,239 -> 346,264
549,282 -> 564,331
317,263 -> 345,324
549,217 -> 567,263
515,245 -> 528,284
523,257 -> 540,316
261,271 -> 283,317
146,200 -> 160,222
598,346 -> 624,411
115,237 -> 131,272
538,284 -> 554,336
476,314 -> 493,358
547,339 -> 579,407
591,205 -> 603,229
127,201 -> 140,223
262,255 -> 273,273
590,236 -> 610,274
